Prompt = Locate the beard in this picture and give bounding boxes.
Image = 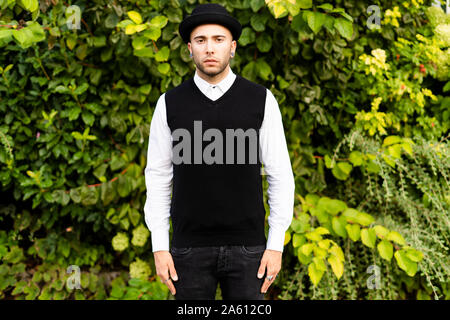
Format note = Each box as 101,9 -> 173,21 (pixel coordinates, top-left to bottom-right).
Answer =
194,56 -> 230,77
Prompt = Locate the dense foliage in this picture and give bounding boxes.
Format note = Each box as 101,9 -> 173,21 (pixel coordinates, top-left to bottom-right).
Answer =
0,0 -> 448,299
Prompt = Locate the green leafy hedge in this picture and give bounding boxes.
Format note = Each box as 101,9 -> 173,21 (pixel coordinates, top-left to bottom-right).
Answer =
0,0 -> 449,299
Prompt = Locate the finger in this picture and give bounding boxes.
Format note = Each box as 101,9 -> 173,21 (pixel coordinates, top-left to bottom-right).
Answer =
168,260 -> 178,281
165,278 -> 176,295
257,258 -> 267,279
261,272 -> 277,293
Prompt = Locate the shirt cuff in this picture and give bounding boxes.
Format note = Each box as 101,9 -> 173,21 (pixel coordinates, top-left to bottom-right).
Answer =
150,229 -> 170,252
266,227 -> 286,253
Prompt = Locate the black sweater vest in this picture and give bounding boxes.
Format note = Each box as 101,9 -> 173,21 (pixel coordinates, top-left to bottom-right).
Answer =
165,74 -> 267,248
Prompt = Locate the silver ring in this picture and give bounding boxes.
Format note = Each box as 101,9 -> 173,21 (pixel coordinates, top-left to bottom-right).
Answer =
266,275 -> 274,281
163,278 -> 170,283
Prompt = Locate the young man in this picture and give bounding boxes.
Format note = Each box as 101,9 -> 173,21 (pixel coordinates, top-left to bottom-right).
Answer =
144,3 -> 295,300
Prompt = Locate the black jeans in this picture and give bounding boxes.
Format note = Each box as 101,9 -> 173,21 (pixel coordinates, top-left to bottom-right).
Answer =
170,244 -> 266,300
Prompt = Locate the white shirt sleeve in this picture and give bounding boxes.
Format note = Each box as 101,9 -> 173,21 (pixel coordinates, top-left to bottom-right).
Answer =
144,93 -> 173,252
259,89 -> 296,253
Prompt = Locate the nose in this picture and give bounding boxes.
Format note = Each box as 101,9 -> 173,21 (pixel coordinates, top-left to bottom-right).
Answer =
205,39 -> 214,55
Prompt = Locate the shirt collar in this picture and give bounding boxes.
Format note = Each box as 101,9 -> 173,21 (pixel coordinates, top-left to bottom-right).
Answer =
194,66 -> 236,94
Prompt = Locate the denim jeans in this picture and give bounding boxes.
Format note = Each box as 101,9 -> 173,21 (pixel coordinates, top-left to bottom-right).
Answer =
170,244 -> 266,300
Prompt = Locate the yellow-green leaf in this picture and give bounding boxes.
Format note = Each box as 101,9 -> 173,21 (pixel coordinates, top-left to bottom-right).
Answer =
308,262 -> 325,286
300,243 -> 314,256
328,244 -> 345,262
345,224 -> 361,242
386,230 -> 406,245
284,231 -> 291,246
373,225 -> 390,239
377,240 -> 393,261
327,255 -> 344,279
361,228 -> 376,248
127,11 -> 143,24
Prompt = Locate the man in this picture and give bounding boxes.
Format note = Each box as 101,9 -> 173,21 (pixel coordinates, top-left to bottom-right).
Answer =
144,3 -> 295,300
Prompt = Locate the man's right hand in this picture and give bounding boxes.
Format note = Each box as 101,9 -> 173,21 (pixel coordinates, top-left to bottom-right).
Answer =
154,250 -> 178,295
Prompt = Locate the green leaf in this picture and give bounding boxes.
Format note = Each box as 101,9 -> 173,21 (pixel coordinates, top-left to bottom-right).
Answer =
383,135 -> 402,146
149,16 -> 168,29
317,3 -> 333,11
308,262 -> 324,286
21,0 -> 39,12
361,228 -> 376,248
386,231 -> 406,246
292,234 -> 306,248
298,0 -> 313,9
394,250 -> 418,276
332,216 -> 347,238
250,0 -> 265,12
373,225 -> 390,239
405,248 -> 424,262
300,243 -> 314,256
320,197 -> 347,215
345,224 -> 361,242
327,255 -> 344,279
306,11 -> 326,34
377,240 -> 394,261
157,63 -> 171,75
256,33 -> 272,52
332,161 -> 352,180
334,17 -> 353,40
127,11 -> 143,24
256,59 -> 273,81
349,151 -> 364,166
132,36 -> 148,50
155,46 -> 170,62
238,27 -> 255,46
142,27 -> 161,41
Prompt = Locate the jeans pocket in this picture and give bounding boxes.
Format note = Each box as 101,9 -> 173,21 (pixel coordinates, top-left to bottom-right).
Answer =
240,244 -> 266,257
170,246 -> 192,257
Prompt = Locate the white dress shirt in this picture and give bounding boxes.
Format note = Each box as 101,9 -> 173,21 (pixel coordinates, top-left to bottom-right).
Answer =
144,66 -> 295,252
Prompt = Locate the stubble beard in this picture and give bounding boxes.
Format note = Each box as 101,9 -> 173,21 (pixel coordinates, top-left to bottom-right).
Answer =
195,56 -> 230,77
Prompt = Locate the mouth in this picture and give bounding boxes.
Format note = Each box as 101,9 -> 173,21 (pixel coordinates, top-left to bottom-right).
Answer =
204,59 -> 218,64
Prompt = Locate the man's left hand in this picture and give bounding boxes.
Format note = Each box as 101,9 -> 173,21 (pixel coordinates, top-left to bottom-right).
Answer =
257,249 -> 282,294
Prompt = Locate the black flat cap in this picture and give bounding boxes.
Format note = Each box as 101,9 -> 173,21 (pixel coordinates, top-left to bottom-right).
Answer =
178,3 -> 242,44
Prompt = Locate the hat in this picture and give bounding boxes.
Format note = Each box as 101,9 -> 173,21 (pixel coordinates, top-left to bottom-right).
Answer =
178,3 -> 242,44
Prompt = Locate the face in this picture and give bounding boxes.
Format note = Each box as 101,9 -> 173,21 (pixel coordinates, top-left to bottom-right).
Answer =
188,24 -> 236,78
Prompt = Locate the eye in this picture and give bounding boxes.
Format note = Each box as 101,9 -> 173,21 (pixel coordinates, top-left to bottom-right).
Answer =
217,38 -> 224,42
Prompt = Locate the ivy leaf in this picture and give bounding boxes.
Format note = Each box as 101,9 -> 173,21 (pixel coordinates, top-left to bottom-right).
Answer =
256,33 -> 272,52
373,225 -> 390,239
157,63 -> 171,75
21,0 -> 39,12
334,17 -> 353,40
149,16 -> 168,29
238,27 -> 255,46
250,0 -> 265,12
327,255 -> 344,279
377,240 -> 394,261
308,262 -> 324,286
361,228 -> 376,248
155,46 -> 170,62
127,11 -> 143,25
394,250 -> 418,276
332,216 -> 347,238
405,248 -> 424,262
349,151 -> 364,166
305,11 -> 326,34
386,231 -> 406,246
383,135 -> 402,146
345,224 -> 361,242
